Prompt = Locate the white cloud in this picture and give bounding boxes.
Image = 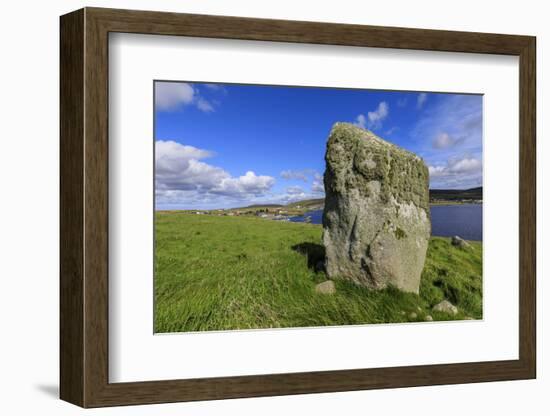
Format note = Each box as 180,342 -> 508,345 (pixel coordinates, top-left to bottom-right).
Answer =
155,82 -> 195,111
265,188 -> 320,205
354,114 -> 367,129
155,82 -> 217,113
156,141 -> 226,191
196,98 -> 215,113
155,140 -> 275,206
275,170 -> 325,200
204,84 -> 228,94
279,169 -> 324,195
368,101 -> 389,129
213,171 -> 275,196
397,97 -> 408,107
417,93 -> 428,109
311,173 -> 324,194
278,192 -> 307,203
412,94 -> 483,188
432,132 -> 465,149
280,169 -> 314,181
428,160 -> 482,178
428,165 -> 446,177
286,185 -> 304,195
447,157 -> 482,173
428,156 -> 482,189
354,101 -> 389,130
385,126 -> 399,136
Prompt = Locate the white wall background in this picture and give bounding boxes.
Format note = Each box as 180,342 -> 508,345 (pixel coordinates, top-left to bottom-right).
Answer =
0,0 -> 546,414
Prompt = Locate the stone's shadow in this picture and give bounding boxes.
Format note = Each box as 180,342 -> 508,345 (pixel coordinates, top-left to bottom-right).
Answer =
292,242 -> 326,272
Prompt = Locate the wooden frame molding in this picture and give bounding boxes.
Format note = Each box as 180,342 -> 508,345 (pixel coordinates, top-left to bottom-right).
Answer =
60,7 -> 536,408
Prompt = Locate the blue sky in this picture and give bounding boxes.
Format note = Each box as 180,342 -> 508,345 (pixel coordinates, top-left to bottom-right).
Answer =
155,81 -> 482,210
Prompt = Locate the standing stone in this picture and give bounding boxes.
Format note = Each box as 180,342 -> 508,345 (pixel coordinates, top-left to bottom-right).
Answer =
322,123 -> 431,293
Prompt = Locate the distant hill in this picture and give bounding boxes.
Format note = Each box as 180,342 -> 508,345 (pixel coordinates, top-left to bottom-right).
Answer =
232,188 -> 481,212
286,188 -> 482,208
243,203 -> 283,208
429,187 -> 482,201
285,198 -> 325,208
228,198 -> 323,212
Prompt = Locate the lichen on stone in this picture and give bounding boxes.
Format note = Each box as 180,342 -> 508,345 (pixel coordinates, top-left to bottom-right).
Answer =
324,122 -> 430,214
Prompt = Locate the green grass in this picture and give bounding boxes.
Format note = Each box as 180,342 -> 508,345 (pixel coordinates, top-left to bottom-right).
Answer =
155,212 -> 482,333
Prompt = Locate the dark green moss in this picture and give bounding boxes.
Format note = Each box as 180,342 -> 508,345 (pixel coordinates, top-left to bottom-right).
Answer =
395,227 -> 407,240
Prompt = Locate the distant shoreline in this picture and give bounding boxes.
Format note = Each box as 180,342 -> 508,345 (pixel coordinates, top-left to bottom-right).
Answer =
156,200 -> 482,216
429,200 -> 482,206
157,187 -> 483,214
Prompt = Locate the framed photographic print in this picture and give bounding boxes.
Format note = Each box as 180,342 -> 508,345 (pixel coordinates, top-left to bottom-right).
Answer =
60,7 -> 536,408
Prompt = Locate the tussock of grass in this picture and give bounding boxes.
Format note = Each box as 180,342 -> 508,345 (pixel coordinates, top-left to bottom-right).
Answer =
155,213 -> 482,333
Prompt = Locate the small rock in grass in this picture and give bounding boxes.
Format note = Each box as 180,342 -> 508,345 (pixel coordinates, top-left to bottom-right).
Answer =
433,300 -> 458,315
315,280 -> 336,294
417,306 -> 422,311
425,315 -> 433,321
409,312 -> 417,319
451,236 -> 471,249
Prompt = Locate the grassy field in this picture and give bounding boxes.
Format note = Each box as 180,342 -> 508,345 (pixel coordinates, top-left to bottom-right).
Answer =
155,212 -> 482,333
